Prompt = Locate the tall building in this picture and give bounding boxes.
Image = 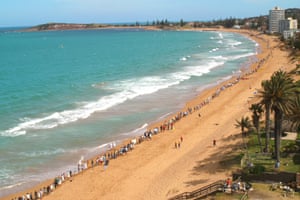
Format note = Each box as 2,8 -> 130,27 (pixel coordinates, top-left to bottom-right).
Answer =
279,18 -> 298,33
279,19 -> 290,33
269,6 -> 285,33
282,18 -> 298,39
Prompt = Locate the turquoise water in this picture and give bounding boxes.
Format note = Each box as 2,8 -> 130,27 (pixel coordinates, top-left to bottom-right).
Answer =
0,28 -> 257,196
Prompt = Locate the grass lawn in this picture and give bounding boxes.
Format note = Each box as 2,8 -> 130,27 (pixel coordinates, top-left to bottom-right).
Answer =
243,132 -> 300,173
249,182 -> 300,199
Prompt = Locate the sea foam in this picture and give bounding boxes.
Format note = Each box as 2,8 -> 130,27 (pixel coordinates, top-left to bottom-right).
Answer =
3,58 -> 224,138
0,36 -> 243,139
0,60 -> 222,137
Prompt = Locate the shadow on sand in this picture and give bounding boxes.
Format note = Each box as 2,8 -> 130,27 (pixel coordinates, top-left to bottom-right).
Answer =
185,134 -> 244,187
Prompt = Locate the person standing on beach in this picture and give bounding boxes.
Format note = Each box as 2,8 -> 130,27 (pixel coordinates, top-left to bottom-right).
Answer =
104,159 -> 109,170
213,139 -> 216,146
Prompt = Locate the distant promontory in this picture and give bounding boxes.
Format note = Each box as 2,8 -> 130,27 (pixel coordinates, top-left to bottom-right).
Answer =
24,23 -> 110,32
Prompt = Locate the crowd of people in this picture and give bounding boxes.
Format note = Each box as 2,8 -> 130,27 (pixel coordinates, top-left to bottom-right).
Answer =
10,32 -> 271,200
223,177 -> 252,193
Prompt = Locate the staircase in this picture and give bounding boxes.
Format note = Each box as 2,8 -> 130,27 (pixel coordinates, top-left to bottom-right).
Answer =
169,180 -> 224,200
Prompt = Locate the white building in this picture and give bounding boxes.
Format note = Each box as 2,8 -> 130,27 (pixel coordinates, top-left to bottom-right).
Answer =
289,18 -> 298,30
279,18 -> 298,39
279,17 -> 298,33
269,6 -> 285,33
283,30 -> 295,40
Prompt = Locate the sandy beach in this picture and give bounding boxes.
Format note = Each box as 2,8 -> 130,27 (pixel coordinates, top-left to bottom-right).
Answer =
2,29 -> 297,200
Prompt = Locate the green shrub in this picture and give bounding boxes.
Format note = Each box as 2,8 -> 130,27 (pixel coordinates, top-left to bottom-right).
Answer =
249,164 -> 266,174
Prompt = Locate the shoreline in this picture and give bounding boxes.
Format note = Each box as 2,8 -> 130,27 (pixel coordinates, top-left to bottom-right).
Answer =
2,29 -> 296,200
0,27 -> 244,198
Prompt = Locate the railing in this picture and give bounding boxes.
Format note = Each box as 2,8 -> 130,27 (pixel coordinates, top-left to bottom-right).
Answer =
240,191 -> 248,200
169,180 -> 224,200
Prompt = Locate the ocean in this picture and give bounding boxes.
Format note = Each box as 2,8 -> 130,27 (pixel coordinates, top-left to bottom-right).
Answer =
0,28 -> 258,196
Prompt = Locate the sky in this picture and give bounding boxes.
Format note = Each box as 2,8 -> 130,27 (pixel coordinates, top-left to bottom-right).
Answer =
0,0 -> 299,27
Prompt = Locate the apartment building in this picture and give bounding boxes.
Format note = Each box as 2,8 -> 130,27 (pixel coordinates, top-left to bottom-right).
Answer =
269,6 -> 285,33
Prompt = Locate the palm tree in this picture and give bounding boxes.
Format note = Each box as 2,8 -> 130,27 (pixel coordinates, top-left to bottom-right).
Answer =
271,71 -> 295,163
235,116 -> 252,145
258,80 -> 272,153
263,70 -> 295,163
235,116 -> 252,136
286,94 -> 300,131
249,103 -> 264,152
235,116 -> 252,164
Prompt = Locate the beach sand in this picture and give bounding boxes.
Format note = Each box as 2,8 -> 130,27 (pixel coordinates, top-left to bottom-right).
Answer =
2,29 -> 297,200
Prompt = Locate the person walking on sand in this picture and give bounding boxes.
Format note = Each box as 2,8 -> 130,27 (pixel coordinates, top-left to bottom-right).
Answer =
213,139 -> 216,146
175,142 -> 177,149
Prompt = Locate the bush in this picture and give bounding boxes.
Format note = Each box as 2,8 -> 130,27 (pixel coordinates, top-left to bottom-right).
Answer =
249,164 -> 266,174
282,142 -> 299,153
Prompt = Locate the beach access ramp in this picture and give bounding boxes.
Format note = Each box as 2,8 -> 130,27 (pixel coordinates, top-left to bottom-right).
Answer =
169,180 -> 224,200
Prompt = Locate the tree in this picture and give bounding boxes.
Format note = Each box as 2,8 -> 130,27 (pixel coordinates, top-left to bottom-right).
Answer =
224,17 -> 236,28
235,116 -> 252,136
286,80 -> 300,131
164,19 -> 168,25
180,19 -> 184,27
258,79 -> 272,153
257,15 -> 266,27
286,94 -> 300,131
235,116 -> 252,163
160,20 -> 165,26
271,71 -> 294,163
259,70 -> 295,163
249,103 -> 264,152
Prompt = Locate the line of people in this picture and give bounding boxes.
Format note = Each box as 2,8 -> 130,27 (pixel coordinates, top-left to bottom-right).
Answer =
10,40 -> 271,200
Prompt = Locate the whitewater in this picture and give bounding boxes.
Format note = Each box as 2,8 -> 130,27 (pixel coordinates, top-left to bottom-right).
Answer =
0,28 -> 258,196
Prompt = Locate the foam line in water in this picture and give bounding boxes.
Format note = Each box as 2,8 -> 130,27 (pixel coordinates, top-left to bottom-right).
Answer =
0,48 -> 249,138
228,52 -> 255,60
228,41 -> 242,46
209,55 -> 228,61
158,112 -> 173,120
94,143 -> 110,150
0,182 -> 26,190
120,123 -> 148,136
17,148 -> 71,158
133,123 -> 148,133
